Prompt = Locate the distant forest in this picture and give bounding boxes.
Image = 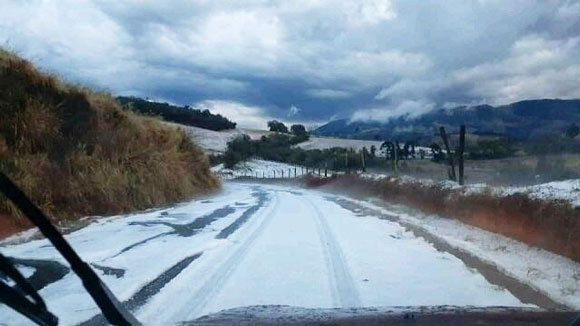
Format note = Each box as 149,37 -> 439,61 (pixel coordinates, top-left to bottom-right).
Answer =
118,96 -> 236,131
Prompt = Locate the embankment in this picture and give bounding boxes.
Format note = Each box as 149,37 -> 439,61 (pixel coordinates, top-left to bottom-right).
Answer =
0,49 -> 219,233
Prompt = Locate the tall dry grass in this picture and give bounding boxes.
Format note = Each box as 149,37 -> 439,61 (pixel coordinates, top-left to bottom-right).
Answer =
0,49 -> 219,228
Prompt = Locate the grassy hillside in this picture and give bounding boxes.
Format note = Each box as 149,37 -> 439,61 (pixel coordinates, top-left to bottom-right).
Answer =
0,49 -> 219,229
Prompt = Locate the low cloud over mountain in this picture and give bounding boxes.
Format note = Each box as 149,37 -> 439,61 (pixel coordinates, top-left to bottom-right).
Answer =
2,0 -> 579,126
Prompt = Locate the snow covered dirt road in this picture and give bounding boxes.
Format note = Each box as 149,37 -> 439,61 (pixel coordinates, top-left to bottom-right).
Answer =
1,183 -> 546,325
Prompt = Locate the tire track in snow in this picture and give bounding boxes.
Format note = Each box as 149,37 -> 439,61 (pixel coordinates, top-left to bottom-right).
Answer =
183,192 -> 281,319
306,197 -> 361,308
106,205 -> 238,260
326,195 -> 570,311
80,253 -> 203,325
215,190 -> 269,239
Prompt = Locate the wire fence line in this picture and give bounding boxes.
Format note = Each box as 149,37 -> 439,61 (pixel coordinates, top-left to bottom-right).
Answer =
217,166 -> 343,180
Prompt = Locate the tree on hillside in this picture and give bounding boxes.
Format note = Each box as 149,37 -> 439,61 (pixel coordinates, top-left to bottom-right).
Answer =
565,123 -> 580,139
290,124 -> 309,143
267,120 -> 289,133
224,134 -> 254,168
291,124 -> 307,137
118,96 -> 236,131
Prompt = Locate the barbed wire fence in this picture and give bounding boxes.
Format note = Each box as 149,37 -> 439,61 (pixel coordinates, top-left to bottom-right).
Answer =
217,165 -> 344,180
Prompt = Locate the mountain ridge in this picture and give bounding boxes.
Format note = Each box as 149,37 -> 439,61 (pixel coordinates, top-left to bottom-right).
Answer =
313,99 -> 580,141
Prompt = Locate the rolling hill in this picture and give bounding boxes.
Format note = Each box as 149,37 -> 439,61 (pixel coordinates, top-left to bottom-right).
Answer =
314,99 -> 580,141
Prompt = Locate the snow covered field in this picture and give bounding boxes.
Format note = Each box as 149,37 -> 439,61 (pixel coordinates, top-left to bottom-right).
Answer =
2,182 -> 566,325
168,123 -> 271,154
168,124 -> 383,153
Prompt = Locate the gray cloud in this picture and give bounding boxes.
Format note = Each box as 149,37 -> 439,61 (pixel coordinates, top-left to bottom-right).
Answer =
1,0 -> 579,126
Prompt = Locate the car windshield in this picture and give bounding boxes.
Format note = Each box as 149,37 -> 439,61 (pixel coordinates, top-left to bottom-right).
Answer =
1,1 -> 580,325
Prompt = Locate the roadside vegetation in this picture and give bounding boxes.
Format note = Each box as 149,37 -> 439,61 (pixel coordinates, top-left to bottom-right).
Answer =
0,49 -> 219,231
118,96 -> 236,131
222,121 -> 315,168
222,133 -> 380,170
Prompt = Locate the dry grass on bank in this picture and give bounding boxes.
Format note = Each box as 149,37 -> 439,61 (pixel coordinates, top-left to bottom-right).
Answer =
0,49 -> 219,229
308,175 -> 580,262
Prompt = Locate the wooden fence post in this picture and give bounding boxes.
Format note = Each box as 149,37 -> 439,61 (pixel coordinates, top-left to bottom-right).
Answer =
361,148 -> 366,172
439,126 -> 456,181
458,125 -> 465,185
394,142 -> 399,174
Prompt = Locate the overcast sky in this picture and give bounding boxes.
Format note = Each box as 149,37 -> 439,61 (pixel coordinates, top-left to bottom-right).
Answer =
2,0 -> 580,129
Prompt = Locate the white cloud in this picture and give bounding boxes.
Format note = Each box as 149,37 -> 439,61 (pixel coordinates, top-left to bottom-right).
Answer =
189,10 -> 284,72
287,105 -> 301,117
192,100 -> 322,130
452,35 -> 580,104
306,88 -> 352,99
375,78 -> 442,100
1,0 -> 579,123
351,100 -> 435,122
192,100 -> 273,130
344,0 -> 397,26
557,1 -> 580,19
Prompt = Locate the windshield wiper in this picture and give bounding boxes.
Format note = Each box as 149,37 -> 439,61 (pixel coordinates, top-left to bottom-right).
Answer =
0,253 -> 58,325
0,172 -> 140,325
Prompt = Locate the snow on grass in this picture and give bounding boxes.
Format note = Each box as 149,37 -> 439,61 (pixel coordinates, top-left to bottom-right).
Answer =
347,196 -> 580,310
167,123 -> 386,154
0,228 -> 40,246
499,179 -> 580,207
164,123 -> 270,154
359,172 -> 580,207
